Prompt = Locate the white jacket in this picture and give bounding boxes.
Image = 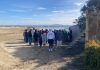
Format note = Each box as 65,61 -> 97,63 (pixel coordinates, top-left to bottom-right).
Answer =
47,31 -> 55,40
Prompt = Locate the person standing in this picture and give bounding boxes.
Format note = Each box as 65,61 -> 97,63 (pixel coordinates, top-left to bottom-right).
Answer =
56,30 -> 63,47
38,30 -> 42,47
64,30 -> 68,44
54,30 -> 58,46
27,29 -> 32,46
41,31 -> 47,46
23,29 -> 28,43
47,29 -> 55,52
31,28 -> 35,43
34,29 -> 39,46
62,30 -> 65,44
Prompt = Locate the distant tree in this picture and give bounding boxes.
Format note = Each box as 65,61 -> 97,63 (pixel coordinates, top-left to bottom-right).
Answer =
78,15 -> 86,32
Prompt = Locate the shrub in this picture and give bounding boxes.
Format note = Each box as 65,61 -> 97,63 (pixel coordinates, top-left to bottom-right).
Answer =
85,40 -> 100,70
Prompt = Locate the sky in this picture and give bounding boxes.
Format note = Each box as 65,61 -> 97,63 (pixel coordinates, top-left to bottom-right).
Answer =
0,0 -> 87,25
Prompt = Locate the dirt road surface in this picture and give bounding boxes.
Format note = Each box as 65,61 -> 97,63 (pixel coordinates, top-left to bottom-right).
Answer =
0,28 -> 84,70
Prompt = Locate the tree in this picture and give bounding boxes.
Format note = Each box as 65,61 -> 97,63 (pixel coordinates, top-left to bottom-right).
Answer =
78,0 -> 100,40
78,16 -> 86,32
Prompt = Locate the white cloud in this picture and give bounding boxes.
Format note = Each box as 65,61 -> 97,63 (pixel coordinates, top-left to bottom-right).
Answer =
67,9 -> 80,13
43,9 -> 81,25
6,9 -> 80,25
29,10 -> 79,25
74,2 -> 83,6
37,7 -> 46,10
49,18 -> 74,25
13,18 -> 38,25
51,9 -> 80,17
52,10 -> 65,13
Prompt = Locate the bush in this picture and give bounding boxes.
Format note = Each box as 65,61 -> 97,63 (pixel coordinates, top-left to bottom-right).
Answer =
85,40 -> 100,70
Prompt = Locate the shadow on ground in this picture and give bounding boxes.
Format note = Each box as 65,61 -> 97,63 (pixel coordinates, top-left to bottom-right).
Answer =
6,39 -> 85,70
58,41 -> 85,70
58,56 -> 85,70
6,41 -> 25,44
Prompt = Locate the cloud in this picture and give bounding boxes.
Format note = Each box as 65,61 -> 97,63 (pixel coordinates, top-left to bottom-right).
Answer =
11,18 -> 37,25
51,9 -> 80,16
66,9 -> 80,13
12,16 -> 74,25
74,2 -> 83,6
43,9 -> 81,25
52,10 -> 65,13
29,10 -> 79,25
51,9 -> 80,15
49,18 -> 74,25
0,9 -> 80,25
37,7 -> 46,10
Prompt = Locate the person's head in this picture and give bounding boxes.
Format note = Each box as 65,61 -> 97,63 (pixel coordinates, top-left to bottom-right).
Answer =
25,29 -> 27,32
59,30 -> 61,32
35,29 -> 37,32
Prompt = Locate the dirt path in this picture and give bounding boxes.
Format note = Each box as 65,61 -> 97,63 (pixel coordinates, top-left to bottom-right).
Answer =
0,28 -> 84,70
0,40 -> 84,70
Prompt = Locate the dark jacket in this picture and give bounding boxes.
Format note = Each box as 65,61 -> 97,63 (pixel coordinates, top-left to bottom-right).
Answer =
57,31 -> 62,41
28,31 -> 32,38
23,31 -> 28,37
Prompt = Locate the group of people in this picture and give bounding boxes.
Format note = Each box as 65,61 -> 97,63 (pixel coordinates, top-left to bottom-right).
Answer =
23,28 -> 72,52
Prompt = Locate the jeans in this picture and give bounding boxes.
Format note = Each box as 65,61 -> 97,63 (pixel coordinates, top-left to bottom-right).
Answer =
28,37 -> 32,45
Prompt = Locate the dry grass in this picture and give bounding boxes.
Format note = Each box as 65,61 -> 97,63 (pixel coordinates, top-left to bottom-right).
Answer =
0,28 -> 24,42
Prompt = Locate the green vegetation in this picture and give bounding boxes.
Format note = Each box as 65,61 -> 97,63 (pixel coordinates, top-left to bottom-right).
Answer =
79,0 -> 100,70
78,0 -> 100,32
78,15 -> 86,32
85,40 -> 100,70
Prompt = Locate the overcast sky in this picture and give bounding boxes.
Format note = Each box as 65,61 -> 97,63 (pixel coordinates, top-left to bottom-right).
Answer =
0,0 -> 87,25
